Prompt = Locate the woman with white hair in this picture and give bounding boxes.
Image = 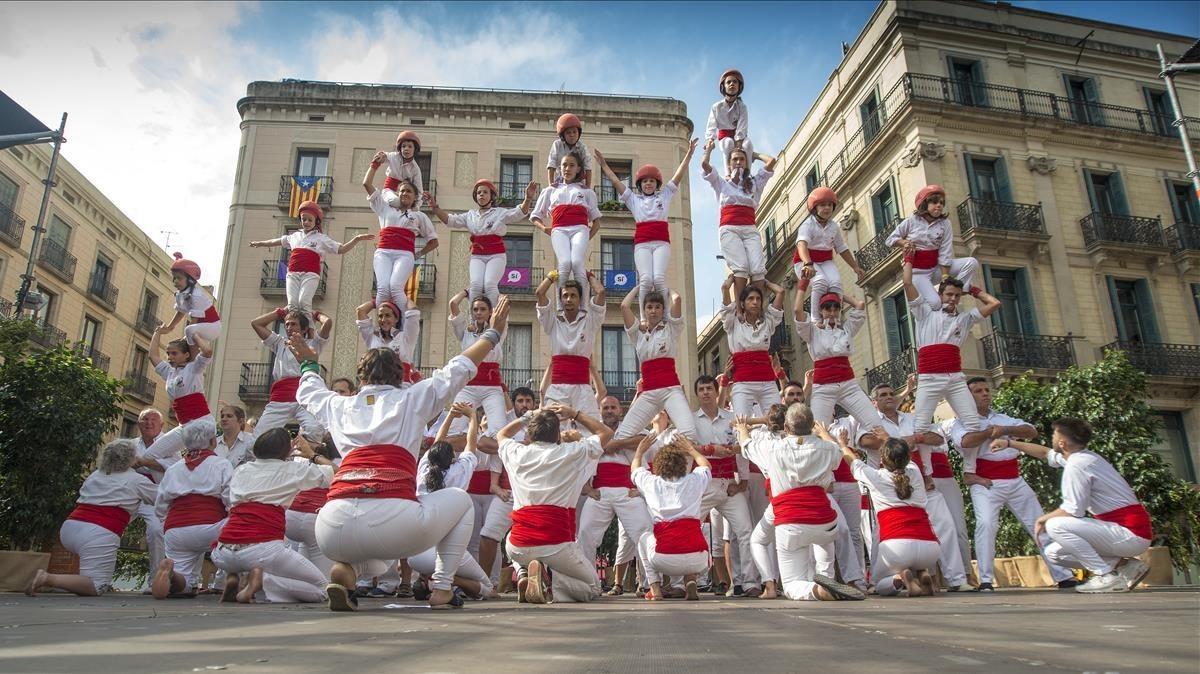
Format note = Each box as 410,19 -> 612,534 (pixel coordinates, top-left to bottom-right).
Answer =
26,440 -> 157,596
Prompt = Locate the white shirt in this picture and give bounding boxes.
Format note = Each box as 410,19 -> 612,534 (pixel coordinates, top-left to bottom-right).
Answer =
215,432 -> 255,467
546,138 -> 593,171
633,466 -> 711,523
265,332 -> 326,382
76,469 -> 157,514
227,458 -> 332,508
500,435 -> 605,509
416,450 -> 479,496
298,355 -> 477,462
278,229 -> 340,259
446,205 -> 526,241
797,215 -> 849,253
705,98 -> 749,142
530,182 -> 602,225
720,303 -> 783,354
384,152 -> 424,195
702,167 -> 773,209
368,190 -> 437,240
537,298 -> 605,357
626,313 -> 684,361
852,460 -> 928,512
154,354 -> 210,401
886,214 -> 955,265
796,308 -> 865,361
1047,449 -> 1141,519
174,285 -> 216,319
154,453 -> 233,522
740,427 -> 841,497
693,407 -> 736,450
450,313 -> 504,365
911,299 -> 983,349
619,182 -> 678,223
357,308 -> 420,363
134,433 -> 177,482
951,409 -> 1032,474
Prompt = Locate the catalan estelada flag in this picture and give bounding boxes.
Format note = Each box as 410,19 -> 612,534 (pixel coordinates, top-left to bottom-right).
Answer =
404,265 -> 420,304
289,176 -> 320,217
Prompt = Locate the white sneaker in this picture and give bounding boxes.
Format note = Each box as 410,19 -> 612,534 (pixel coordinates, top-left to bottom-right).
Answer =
1116,559 -> 1151,590
1075,572 -> 1128,594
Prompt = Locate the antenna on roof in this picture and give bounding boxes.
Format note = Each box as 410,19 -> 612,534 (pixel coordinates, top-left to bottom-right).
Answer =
1073,30 -> 1094,65
842,41 -> 850,56
160,229 -> 178,248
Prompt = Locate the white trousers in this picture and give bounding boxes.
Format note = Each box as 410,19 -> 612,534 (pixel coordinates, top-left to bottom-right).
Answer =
810,380 -> 884,429
408,545 -> 494,595
830,482 -> 866,578
467,492 -> 494,560
874,539 -> 941,596
315,490 -> 473,592
913,372 -> 983,439
700,479 -> 757,586
135,502 -> 165,580
614,386 -> 697,440
1044,517 -> 1150,576
731,381 -> 779,418
373,248 -> 415,307
577,487 -> 652,579
719,225 -> 766,281
933,475 -> 971,578
638,532 -> 710,585
455,385 -> 510,439
925,489 -> 968,586
634,240 -> 670,309
911,257 -> 979,310
777,520 -> 839,600
812,495 -> 864,585
164,520 -> 225,592
550,224 -> 589,286
745,473 -> 770,527
506,539 -> 600,602
256,401 -> 323,441
211,539 -> 326,603
794,259 -> 843,298
468,253 -> 506,307
285,271 -> 321,315
969,479 -> 1073,584
543,383 -> 600,420
479,496 -> 513,586
59,520 -> 119,593
285,510 -> 332,577
184,320 -> 221,346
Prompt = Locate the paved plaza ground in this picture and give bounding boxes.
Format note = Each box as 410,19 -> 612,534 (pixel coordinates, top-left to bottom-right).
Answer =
1,587 -> 1196,673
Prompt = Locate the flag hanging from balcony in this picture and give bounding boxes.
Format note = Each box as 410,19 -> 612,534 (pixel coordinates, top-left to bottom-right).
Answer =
289,176 -> 321,217
603,269 -> 637,292
404,265 -> 420,304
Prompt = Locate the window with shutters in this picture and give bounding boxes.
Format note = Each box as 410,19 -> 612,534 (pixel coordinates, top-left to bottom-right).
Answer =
1083,170 -> 1129,216
985,267 -> 1037,335
1150,411 -> 1195,482
47,215 -> 71,247
81,316 -> 101,350
1064,75 -> 1104,126
415,153 -> 432,185
1143,88 -> 1172,136
1106,277 -> 1160,344
0,171 -> 17,209
602,326 -> 638,393
964,155 -> 1012,203
601,239 -> 635,272
503,235 -> 533,269
130,346 -> 149,379
882,290 -> 913,357
871,180 -> 899,235
1167,181 -> 1199,224
499,156 -> 533,201
947,57 -> 987,107
502,324 -> 534,389
860,89 -> 884,144
37,287 -> 58,323
294,150 -> 329,177
600,160 -> 631,203
804,165 -> 820,193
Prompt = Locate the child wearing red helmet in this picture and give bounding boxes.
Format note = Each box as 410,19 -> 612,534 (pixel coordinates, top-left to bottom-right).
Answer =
705,69 -> 755,173
886,185 -> 980,309
382,130 -> 425,208
794,187 -> 865,301
594,139 -> 698,310
163,251 -> 221,350
249,201 -> 373,315
364,151 -> 440,309
547,113 -> 592,186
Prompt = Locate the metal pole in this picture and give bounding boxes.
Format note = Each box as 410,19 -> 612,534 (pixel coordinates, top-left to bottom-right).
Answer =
1157,44 -> 1200,200
13,112 -> 67,318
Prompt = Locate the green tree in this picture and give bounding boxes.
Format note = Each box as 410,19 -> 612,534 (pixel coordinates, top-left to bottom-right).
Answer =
962,350 -> 1200,570
0,317 -> 125,550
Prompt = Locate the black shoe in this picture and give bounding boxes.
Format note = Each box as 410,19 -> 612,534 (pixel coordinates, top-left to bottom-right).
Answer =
731,584 -> 745,597
1057,579 -> 1080,590
711,583 -> 727,596
412,577 -> 431,601
353,586 -> 372,598
696,585 -> 713,593
975,582 -> 995,592
368,586 -> 397,598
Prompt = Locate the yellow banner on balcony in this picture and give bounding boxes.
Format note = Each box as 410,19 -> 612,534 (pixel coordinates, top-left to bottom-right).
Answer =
289,176 -> 321,218
404,265 -> 420,304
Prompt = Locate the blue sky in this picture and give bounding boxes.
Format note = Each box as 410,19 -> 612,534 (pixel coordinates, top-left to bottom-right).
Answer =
2,0 -> 1196,326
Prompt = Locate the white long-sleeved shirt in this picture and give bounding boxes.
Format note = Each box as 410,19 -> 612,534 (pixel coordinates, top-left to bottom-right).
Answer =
705,98 -> 749,143
368,190 -> 437,242
450,313 -> 504,365
265,332 -> 326,382
1046,449 -> 1142,519
796,215 -> 849,252
852,460 -> 928,512
702,168 -> 773,210
357,308 -> 420,363
226,458 -> 332,508
216,431 -> 255,467
154,454 -> 233,522
911,299 -> 983,349
384,152 -> 424,196
500,435 -> 604,509
740,427 -> 841,497
720,303 -> 783,354
619,182 -> 678,224
153,354 -> 210,402
626,313 -> 685,361
276,229 -> 340,263
796,308 -> 865,361
633,466 -> 711,523
950,409 -> 1033,474
530,182 -> 601,225
446,206 -> 527,243
416,450 -> 479,496
546,139 -> 593,171
76,469 -> 157,514
886,215 -> 955,266
174,285 -> 217,320
537,298 -> 605,357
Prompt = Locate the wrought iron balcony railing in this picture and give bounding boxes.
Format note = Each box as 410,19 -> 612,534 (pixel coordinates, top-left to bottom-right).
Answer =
75,344 -> 111,373
822,79 -> 909,187
1080,212 -> 1164,249
853,217 -> 903,279
1165,222 -> 1200,255
88,272 -> 119,309
276,176 -> 333,207
416,261 -> 437,298
28,319 -> 66,349
501,367 -> 539,391
37,239 -> 76,282
1103,341 -> 1200,379
601,369 -> 640,403
982,332 -> 1075,372
240,361 -> 329,401
124,371 -> 157,402
864,347 -> 915,393
0,201 -> 24,248
260,259 -> 328,298
496,181 -> 530,207
499,266 -> 543,298
957,197 -> 1047,236
135,307 -> 158,336
596,184 -> 629,211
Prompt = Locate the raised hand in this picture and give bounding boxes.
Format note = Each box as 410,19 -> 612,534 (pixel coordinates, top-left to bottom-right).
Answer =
490,296 -> 511,332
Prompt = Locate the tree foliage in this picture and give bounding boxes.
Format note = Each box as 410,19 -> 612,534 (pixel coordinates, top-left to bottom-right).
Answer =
0,317 -> 125,550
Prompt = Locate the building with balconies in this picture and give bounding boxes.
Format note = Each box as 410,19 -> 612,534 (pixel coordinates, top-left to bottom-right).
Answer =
213,80 -> 697,415
1,123 -> 179,435
716,0 -> 1199,481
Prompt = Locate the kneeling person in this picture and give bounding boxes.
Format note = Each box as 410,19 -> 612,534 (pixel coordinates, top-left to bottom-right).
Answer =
633,434 -> 712,601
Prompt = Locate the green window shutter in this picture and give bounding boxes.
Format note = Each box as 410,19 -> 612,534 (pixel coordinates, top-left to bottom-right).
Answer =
994,157 -> 1013,203
883,295 -> 901,357
1082,169 -> 1100,212
1082,78 -> 1105,125
981,263 -> 1000,331
971,60 -> 988,107
872,192 -> 887,234
1109,172 -> 1130,216
1106,275 -> 1128,341
1133,279 -> 1161,343
1167,180 -> 1185,222
1016,268 -> 1039,335
1187,185 -> 1200,223
964,155 -> 980,198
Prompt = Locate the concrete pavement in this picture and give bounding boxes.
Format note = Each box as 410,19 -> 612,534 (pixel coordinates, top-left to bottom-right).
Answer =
1,588 -> 1196,673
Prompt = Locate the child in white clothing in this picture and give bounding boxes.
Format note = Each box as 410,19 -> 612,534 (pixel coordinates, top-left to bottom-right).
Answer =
382,130 -> 424,208
705,69 -> 754,172
547,113 -> 592,186
162,252 -> 219,353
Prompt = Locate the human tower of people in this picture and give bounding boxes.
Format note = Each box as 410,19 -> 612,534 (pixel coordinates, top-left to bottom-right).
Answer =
28,69 -> 1155,609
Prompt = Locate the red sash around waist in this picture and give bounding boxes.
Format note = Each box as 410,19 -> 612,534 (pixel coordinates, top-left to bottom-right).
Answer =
172,392 -> 211,424
199,305 -> 221,324
908,249 -> 940,269
509,504 -> 576,547
832,458 -> 855,483
708,455 -> 737,479
640,357 -> 680,391
498,469 -> 511,491
975,457 -> 1020,480
594,462 -> 634,490
719,204 -> 756,227
917,344 -> 962,374
930,452 -> 953,479
165,494 -> 227,531
218,502 -> 287,544
468,361 -> 503,387
328,444 -> 417,501
732,350 -> 775,383
813,356 -> 855,385
550,354 -> 590,385
402,362 -> 422,385
470,234 -> 506,256
468,470 -> 493,496
551,204 -> 589,228
878,505 -> 938,542
654,518 -> 708,554
67,504 -> 131,537
749,461 -> 762,475
288,488 -> 329,514
861,493 -> 871,510
1095,503 -> 1153,540
287,248 -> 322,275
383,176 -> 402,192
772,485 -> 837,526
793,246 -> 835,265
379,227 -> 416,252
634,220 -> 670,244
717,129 -> 736,140
269,376 -> 300,403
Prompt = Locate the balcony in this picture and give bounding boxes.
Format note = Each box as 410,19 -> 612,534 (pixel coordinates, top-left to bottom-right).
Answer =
1165,222 -> 1200,263
415,261 -> 437,299
0,201 -> 23,248
87,273 -> 120,310
763,217 -> 800,274
124,371 -> 157,403
260,259 -> 328,299
37,239 -> 76,283
499,266 -> 544,299
240,361 -> 329,401
823,79 -> 909,187
853,218 -> 903,288
1104,341 -> 1200,379
982,332 -> 1075,374
135,306 -> 158,336
276,176 -> 333,207
1079,213 -> 1165,264
496,181 -> 528,207
27,319 -> 66,349
501,367 -> 539,391
957,197 -> 1049,257
75,345 -> 111,373
596,184 -> 628,212
864,347 -> 915,393
601,369 -> 639,403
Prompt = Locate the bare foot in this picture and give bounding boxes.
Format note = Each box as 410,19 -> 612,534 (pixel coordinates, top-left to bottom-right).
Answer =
902,569 -> 923,597
429,588 -> 456,608
813,584 -> 837,601
152,559 -> 175,600
516,576 -> 529,603
648,583 -> 664,601
237,568 -> 262,603
220,574 -> 240,602
918,570 -> 936,597
759,580 -> 778,600
25,569 -> 48,597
